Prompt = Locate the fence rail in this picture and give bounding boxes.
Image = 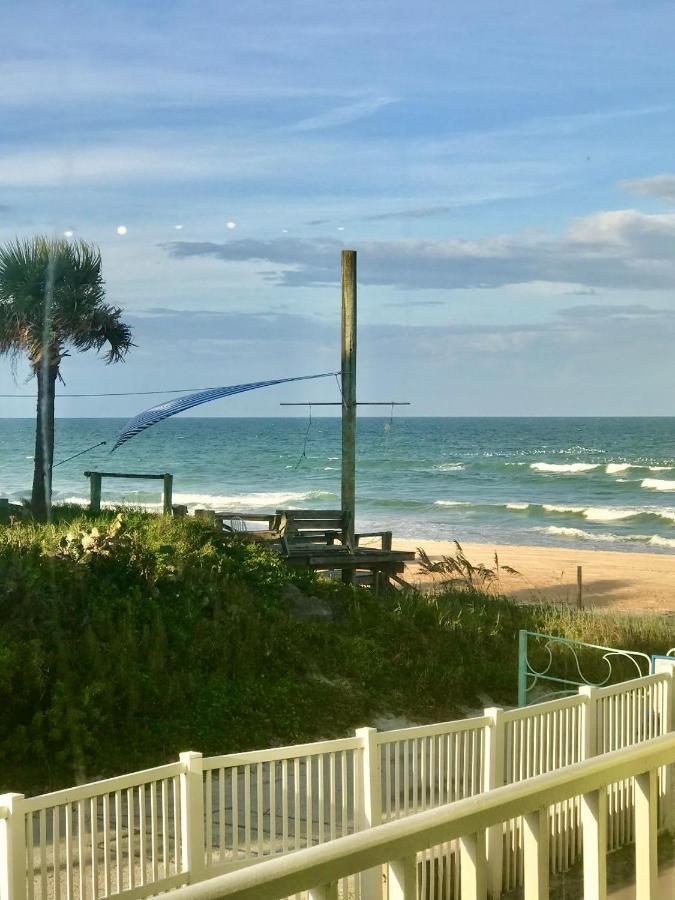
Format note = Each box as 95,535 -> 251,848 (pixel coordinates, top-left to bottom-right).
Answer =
1,664 -> 673,900
159,731 -> 675,900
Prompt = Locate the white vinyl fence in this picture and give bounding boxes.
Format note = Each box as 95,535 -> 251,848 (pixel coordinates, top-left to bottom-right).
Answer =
160,731 -> 675,900
1,665 -> 673,900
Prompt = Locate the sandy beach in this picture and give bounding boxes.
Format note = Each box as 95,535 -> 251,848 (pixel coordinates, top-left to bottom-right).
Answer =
394,538 -> 675,616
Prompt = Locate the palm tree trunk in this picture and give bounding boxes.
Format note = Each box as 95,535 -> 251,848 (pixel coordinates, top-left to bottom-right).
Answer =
31,363 -> 58,521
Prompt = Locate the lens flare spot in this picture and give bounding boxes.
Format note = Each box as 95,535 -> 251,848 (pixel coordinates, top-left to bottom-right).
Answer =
226,221 -> 237,230
116,225 -> 128,236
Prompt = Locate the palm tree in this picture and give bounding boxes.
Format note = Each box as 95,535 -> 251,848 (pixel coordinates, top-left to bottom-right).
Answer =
0,236 -> 133,520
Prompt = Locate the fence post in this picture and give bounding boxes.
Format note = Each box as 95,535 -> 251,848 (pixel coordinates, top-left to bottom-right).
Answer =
578,685 -> 598,759
0,793 -> 27,900
179,752 -> 205,884
484,707 -> 505,899
87,472 -> 102,514
163,474 -> 174,515
517,630 -> 528,707
653,658 -> 675,828
355,727 -> 383,899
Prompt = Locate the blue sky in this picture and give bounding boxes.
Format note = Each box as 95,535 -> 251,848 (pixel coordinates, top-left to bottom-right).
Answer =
2,0 -> 675,416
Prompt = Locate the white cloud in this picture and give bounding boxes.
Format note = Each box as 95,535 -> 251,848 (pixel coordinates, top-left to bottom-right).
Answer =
620,174 -> 675,205
163,207 -> 675,291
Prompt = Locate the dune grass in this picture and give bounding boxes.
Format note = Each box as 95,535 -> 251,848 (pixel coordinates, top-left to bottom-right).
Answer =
1,508 -> 673,793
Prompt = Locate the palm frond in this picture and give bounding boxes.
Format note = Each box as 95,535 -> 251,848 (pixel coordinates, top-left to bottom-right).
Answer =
0,235 -> 133,368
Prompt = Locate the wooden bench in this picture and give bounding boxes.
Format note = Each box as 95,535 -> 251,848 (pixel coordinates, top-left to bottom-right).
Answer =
210,508 -> 414,588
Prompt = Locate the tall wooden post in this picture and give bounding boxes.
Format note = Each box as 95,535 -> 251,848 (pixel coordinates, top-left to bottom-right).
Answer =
341,250 -> 357,549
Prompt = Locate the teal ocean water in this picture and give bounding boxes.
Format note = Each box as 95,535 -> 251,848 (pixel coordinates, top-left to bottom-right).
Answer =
2,417 -> 675,553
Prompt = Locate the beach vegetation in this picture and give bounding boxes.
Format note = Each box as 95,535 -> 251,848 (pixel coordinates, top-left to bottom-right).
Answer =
0,237 -> 133,520
417,540 -> 520,592
0,509 -> 672,793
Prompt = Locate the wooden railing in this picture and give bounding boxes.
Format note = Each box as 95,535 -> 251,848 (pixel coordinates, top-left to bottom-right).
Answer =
1,664 -> 672,899
83,471 -> 174,515
160,731 -> 675,900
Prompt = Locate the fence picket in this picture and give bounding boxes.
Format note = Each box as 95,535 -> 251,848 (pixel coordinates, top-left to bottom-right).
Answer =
4,670 -> 674,900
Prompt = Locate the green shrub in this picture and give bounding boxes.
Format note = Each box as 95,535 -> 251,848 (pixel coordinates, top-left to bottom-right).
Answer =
0,509 -> 672,793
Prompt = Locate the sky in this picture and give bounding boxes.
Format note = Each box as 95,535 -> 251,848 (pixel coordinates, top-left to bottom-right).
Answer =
2,0 -> 675,417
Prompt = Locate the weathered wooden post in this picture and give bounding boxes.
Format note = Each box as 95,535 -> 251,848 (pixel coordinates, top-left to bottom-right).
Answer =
0,499 -> 9,525
341,250 -> 357,554
577,565 -> 583,610
163,473 -> 174,515
86,471 -> 102,514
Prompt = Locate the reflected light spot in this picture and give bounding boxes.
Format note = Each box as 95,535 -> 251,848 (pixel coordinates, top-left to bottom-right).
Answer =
337,226 -> 345,231
226,221 -> 237,230
116,225 -> 128,236
174,224 -> 184,230
63,230 -> 74,238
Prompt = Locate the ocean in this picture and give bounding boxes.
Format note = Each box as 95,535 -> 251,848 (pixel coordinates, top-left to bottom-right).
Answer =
2,417 -> 675,553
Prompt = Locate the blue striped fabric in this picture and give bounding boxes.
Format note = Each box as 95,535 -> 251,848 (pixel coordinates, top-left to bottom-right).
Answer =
112,372 -> 337,451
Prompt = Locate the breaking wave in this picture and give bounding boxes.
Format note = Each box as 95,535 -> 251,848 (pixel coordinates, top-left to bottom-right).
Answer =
431,498 -> 675,526
540,526 -> 675,549
59,490 -> 339,511
642,478 -> 675,492
530,463 -> 599,474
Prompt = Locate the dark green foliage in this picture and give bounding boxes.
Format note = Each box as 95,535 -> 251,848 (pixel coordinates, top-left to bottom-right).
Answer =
1,510 -> 673,794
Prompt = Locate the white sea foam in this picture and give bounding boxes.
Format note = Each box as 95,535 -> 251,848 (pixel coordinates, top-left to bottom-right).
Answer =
540,526 -> 641,544
61,490 -> 338,511
540,525 -> 675,549
435,463 -> 465,472
582,507 -> 638,522
542,503 -> 586,514
61,496 -> 163,510
172,490 -> 337,509
530,463 -> 599,474
506,502 -> 530,510
606,463 -> 673,474
642,478 -> 675,492
648,535 -> 675,549
542,526 -> 605,541
434,500 -> 470,507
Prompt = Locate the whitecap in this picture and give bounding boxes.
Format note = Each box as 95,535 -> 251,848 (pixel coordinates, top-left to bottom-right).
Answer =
542,525 -> 600,541
531,463 -> 599,474
542,503 -> 586,514
642,478 -> 675,492
539,525 -> 675,549
648,535 -> 675,549
506,502 -> 530,510
434,500 -> 471,507
434,463 -> 465,472
606,464 -> 630,474
582,507 -> 638,523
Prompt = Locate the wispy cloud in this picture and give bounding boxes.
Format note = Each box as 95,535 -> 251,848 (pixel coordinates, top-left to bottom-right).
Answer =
162,207 -> 675,292
292,96 -> 396,131
558,303 -> 675,320
362,206 -> 456,222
